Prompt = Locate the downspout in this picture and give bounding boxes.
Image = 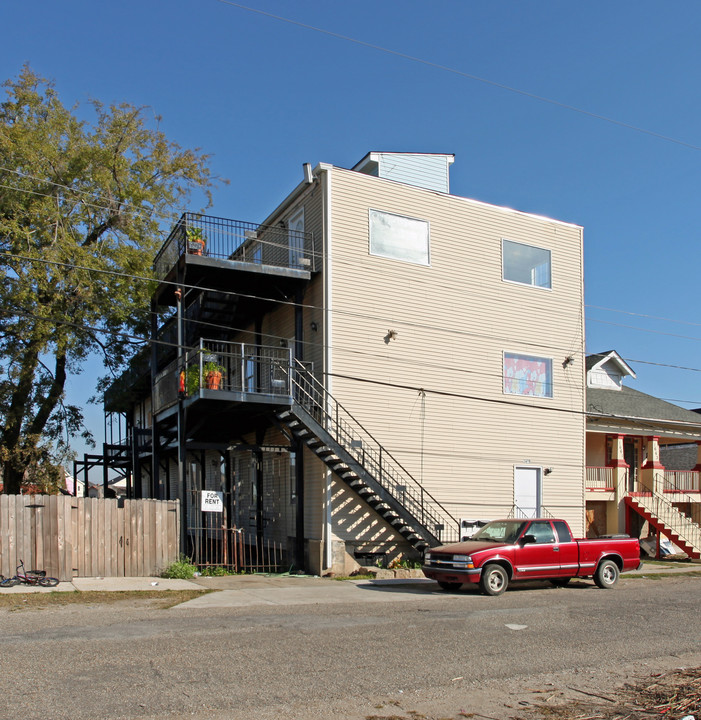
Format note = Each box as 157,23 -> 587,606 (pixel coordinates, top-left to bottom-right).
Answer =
294,287 -> 305,569
318,163 -> 334,571
578,224 -> 587,537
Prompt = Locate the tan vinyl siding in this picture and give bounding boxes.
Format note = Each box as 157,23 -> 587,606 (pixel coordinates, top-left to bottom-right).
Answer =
327,167 -> 586,536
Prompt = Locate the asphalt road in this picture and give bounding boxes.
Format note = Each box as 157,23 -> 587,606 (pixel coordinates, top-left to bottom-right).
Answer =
1,575 -> 700,720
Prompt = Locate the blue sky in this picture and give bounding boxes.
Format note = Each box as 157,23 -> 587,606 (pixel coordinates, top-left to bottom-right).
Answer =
3,1 -> 701,456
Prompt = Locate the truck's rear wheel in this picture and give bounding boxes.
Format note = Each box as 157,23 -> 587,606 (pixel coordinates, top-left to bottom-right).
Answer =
594,559 -> 619,589
479,564 -> 508,596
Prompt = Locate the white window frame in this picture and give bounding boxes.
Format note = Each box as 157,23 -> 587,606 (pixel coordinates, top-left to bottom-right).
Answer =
502,238 -> 552,290
288,207 -> 305,269
503,351 -> 554,399
368,208 -> 430,266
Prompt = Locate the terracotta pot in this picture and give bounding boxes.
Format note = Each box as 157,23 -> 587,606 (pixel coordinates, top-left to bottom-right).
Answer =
205,371 -> 222,390
188,239 -> 205,256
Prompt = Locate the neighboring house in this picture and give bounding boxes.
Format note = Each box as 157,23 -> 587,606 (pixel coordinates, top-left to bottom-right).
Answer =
585,351 -> 701,558
103,152 -> 586,574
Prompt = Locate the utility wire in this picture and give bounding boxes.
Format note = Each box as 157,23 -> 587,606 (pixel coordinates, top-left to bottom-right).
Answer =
216,0 -> 701,153
4,172 -> 701,334
0,251 -> 585,356
4,252 -> 701,388
587,317 -> 701,343
0,307 -> 596,419
586,304 -> 701,329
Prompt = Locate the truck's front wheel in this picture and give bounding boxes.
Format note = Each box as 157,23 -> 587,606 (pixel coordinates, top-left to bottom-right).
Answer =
479,564 -> 508,596
594,559 -> 619,589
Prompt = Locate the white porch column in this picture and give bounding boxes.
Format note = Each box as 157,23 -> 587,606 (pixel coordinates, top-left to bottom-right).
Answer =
640,436 -> 664,496
609,434 -> 629,532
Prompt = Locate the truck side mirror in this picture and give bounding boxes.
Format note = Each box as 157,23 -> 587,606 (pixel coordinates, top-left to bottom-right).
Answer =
521,534 -> 536,545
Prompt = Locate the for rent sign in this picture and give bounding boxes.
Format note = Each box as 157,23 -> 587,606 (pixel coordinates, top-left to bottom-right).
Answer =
201,491 -> 224,512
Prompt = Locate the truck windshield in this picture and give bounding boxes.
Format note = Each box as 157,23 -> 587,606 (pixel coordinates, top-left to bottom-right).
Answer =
471,520 -> 527,544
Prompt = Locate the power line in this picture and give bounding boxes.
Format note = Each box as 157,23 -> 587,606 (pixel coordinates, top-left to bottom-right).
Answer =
0,166 -> 167,222
5,171 -> 699,341
216,0 -> 701,153
587,317 -> 701,343
586,304 -> 701,329
0,251 -> 585,357
5,250 -> 701,388
0,305 -> 591,417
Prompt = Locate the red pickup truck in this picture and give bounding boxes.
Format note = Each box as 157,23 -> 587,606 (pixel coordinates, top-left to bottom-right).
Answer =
422,518 -> 641,596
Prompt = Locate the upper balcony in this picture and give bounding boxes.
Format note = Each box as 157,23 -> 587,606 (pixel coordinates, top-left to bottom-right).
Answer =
153,213 -> 317,305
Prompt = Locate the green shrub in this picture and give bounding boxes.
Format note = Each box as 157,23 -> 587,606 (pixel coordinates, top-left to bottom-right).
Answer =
161,555 -> 198,579
200,565 -> 231,577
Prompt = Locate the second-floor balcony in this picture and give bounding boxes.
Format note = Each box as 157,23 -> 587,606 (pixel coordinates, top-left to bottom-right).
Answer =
153,339 -> 295,416
585,466 -> 701,496
154,212 -> 316,281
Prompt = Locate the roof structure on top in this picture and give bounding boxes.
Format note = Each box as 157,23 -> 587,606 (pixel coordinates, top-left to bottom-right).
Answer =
586,352 -> 701,429
586,350 -> 636,378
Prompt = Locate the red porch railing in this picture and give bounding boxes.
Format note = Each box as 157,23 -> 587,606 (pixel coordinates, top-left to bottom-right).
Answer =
664,470 -> 700,494
585,466 -> 616,491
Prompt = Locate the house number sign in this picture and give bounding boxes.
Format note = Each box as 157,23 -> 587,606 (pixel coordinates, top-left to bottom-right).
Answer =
201,491 -> 224,512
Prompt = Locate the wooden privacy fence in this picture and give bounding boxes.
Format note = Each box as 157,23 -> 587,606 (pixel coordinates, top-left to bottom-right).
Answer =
0,495 -> 180,582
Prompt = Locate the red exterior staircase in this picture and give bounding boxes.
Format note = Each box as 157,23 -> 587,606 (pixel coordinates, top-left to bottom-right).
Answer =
625,493 -> 701,560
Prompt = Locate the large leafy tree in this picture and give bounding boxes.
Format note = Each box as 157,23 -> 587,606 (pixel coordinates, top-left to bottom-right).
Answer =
0,66 -> 218,493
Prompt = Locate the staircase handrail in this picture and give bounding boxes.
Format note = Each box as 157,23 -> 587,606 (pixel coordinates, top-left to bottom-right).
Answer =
286,360 -> 460,542
633,490 -> 701,551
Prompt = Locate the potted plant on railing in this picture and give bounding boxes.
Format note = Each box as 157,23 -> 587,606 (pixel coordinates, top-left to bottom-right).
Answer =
179,365 -> 202,396
203,361 -> 225,390
186,227 -> 206,256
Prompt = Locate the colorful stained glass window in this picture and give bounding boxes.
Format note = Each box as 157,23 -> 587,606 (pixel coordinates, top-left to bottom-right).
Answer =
503,353 -> 553,398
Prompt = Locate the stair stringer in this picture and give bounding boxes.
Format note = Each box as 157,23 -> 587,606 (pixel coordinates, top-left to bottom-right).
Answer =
625,495 -> 701,560
276,404 -> 445,551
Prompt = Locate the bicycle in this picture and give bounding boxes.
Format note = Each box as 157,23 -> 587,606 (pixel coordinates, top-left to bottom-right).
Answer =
0,559 -> 59,588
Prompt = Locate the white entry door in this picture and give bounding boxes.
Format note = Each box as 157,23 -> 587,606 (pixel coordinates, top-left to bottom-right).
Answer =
514,466 -> 541,518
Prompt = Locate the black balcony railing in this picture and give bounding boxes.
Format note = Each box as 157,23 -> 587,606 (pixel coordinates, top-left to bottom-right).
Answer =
154,212 -> 316,280
152,339 -> 293,414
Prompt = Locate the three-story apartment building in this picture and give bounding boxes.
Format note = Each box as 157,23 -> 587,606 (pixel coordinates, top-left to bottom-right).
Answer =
104,152 -> 587,575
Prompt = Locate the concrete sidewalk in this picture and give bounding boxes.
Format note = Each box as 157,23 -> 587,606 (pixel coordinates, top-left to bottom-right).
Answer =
0,560 -> 698,600
0,576 -> 199,594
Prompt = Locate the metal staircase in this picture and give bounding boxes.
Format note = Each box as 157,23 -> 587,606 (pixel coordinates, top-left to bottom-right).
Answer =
625,488 -> 701,560
276,362 -> 459,550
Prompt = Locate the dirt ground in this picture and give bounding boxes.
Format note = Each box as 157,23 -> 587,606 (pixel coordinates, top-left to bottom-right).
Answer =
353,653 -> 701,720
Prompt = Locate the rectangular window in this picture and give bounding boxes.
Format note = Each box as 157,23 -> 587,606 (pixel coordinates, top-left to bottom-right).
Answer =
502,239 -> 551,289
504,352 -> 553,398
369,209 -> 429,266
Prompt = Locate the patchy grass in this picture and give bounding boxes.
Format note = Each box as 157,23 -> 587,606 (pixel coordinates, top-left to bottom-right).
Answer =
626,570 -> 701,580
640,558 -> 701,566
334,574 -> 375,581
0,588 -> 210,612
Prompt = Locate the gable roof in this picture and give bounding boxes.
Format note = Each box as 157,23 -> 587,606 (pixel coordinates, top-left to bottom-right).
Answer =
586,350 -> 636,378
587,384 -> 701,427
